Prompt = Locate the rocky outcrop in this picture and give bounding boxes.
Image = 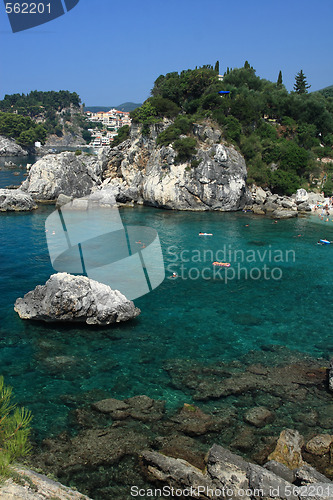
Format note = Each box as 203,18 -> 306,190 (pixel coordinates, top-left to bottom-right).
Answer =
20,151 -> 106,201
142,444 -> 333,499
248,187 -> 320,217
268,429 -> 305,469
101,123 -> 251,210
0,188 -> 37,211
0,466 -> 91,499
16,122 -> 251,211
0,135 -> 28,156
14,273 -> 140,325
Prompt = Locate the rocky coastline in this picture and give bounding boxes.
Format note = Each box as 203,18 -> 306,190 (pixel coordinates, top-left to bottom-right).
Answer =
0,135 -> 29,156
2,122 -> 325,219
27,347 -> 333,499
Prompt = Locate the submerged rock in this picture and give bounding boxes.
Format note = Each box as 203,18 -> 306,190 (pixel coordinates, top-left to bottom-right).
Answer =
243,406 -> 275,428
329,359 -> 333,392
14,273 -> 140,325
0,188 -> 37,211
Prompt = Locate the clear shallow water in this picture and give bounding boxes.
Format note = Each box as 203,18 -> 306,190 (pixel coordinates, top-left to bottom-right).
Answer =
1,204 -> 333,439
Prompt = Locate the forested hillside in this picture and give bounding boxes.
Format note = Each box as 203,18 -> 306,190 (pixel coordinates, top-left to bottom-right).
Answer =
129,62 -> 333,195
0,90 -> 91,146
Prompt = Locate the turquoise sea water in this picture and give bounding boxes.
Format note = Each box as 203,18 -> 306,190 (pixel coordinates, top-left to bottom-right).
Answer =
1,201 -> 333,439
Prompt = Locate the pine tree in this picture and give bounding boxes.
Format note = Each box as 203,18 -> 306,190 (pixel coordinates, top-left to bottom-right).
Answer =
277,70 -> 283,87
0,376 -> 32,476
294,70 -> 311,94
214,60 -> 220,74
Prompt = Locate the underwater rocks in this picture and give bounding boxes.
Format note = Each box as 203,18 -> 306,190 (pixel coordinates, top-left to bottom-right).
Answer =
31,386 -> 333,500
244,406 -> 275,428
0,188 -> 37,211
163,353 -> 328,402
92,395 -> 165,422
329,359 -> 333,392
14,272 -> 140,325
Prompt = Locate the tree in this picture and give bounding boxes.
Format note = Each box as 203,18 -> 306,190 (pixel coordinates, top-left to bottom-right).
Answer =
294,70 -> 311,94
0,376 -> 32,476
277,70 -> 283,87
214,60 -> 220,74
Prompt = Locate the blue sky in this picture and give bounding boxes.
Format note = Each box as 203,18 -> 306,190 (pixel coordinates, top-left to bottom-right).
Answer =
0,0 -> 332,105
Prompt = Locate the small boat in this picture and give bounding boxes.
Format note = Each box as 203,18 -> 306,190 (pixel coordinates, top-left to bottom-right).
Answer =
320,239 -> 331,244
199,232 -> 213,236
213,262 -> 231,267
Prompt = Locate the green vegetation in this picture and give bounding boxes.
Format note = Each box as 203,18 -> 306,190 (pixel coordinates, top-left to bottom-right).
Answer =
0,376 -> 32,476
0,90 -> 80,116
130,61 -> 333,194
317,85 -> 333,99
0,90 -> 93,145
294,70 -> 311,94
0,112 -> 47,146
112,125 -> 130,147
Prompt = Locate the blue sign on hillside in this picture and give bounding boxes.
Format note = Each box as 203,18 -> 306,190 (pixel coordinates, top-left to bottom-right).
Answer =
3,0 -> 80,33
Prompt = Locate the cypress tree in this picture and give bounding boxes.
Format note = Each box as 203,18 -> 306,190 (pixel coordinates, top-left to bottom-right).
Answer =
277,70 -> 283,87
214,60 -> 220,74
294,70 -> 311,94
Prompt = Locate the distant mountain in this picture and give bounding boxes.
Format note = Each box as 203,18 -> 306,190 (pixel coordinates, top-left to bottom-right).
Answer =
316,85 -> 333,98
85,102 -> 142,113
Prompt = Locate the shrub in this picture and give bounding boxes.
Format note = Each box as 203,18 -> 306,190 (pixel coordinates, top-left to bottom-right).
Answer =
173,137 -> 197,163
0,376 -> 32,476
112,125 -> 130,147
75,150 -> 82,156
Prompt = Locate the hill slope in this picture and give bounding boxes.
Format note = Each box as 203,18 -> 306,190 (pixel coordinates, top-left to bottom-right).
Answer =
85,102 -> 141,113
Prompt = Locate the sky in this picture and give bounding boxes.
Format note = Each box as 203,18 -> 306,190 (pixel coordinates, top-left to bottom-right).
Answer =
0,0 -> 332,106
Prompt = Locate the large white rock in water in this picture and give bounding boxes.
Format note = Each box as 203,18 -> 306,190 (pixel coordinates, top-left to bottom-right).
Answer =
20,151 -> 105,201
0,188 -> 37,211
14,273 -> 140,325
295,188 -> 308,204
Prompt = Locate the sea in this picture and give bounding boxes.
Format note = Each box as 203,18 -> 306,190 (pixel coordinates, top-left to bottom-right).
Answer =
1,158 -> 333,443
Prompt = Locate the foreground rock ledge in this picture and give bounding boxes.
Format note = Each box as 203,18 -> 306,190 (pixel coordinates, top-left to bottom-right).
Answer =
0,466 -> 92,500
142,443 -> 333,499
14,273 -> 140,325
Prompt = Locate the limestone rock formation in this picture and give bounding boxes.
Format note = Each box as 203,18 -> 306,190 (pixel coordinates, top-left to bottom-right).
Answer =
102,128 -> 251,210
0,188 -> 37,211
0,466 -> 91,499
14,273 -> 140,325
20,151 -> 106,201
0,135 -> 28,156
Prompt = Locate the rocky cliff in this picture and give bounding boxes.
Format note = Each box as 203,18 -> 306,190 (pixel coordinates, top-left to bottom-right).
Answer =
21,122 -> 251,211
20,150 -> 108,201
102,122 -> 251,210
0,135 -> 28,156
